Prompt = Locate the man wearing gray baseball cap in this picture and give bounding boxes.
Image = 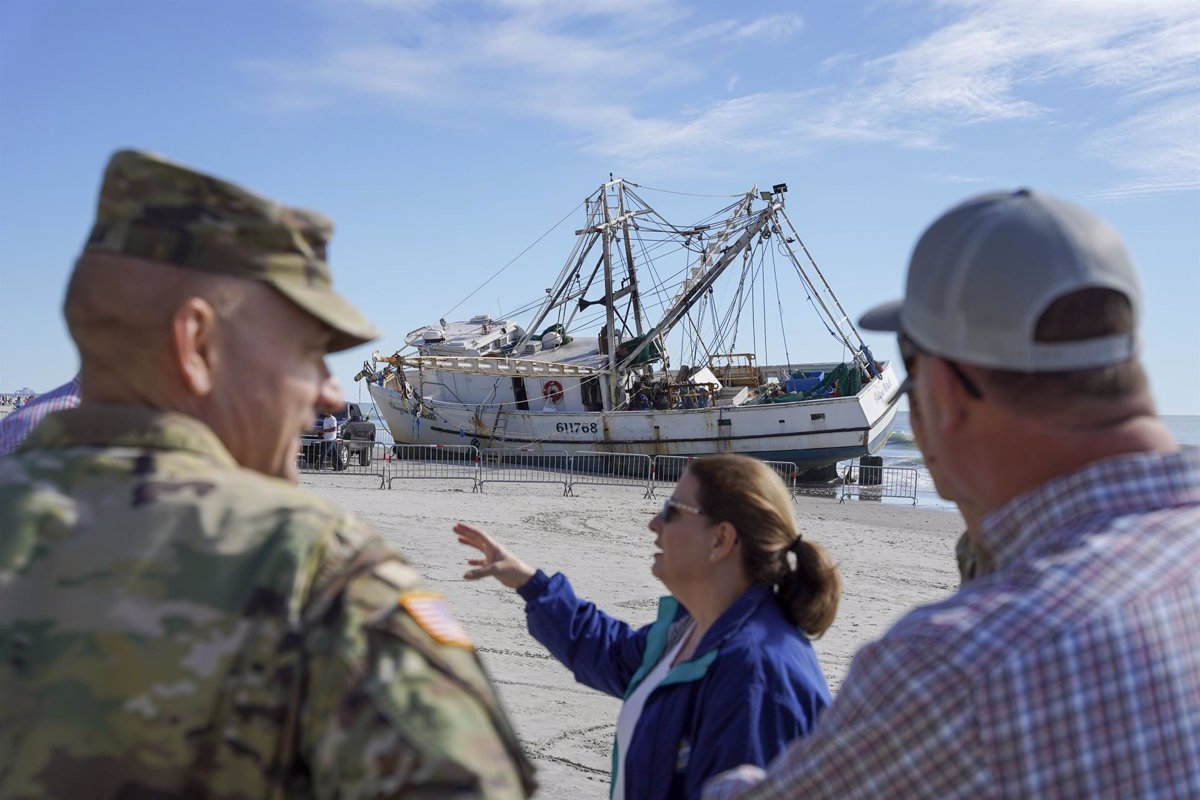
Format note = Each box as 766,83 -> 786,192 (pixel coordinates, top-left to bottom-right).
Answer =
703,189 -> 1200,799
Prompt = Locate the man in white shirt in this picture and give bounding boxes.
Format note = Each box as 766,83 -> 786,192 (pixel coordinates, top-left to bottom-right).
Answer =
321,411 -> 344,470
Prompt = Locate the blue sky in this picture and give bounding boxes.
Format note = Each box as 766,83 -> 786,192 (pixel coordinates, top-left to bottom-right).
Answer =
2,0 -> 1198,413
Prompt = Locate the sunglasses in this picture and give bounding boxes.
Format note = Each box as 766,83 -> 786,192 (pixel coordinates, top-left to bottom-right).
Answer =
659,497 -> 704,523
897,332 -> 983,400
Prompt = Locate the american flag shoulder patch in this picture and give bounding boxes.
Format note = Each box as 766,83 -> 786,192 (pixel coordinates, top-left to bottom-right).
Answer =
397,591 -> 475,650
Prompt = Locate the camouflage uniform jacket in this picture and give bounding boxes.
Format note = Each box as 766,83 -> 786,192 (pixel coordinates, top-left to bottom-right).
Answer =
0,405 -> 536,799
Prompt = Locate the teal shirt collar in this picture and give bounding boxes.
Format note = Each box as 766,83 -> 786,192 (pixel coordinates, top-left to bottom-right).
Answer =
624,584 -> 775,697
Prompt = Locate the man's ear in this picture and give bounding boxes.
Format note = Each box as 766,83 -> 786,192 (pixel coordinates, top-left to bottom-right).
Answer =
171,297 -> 220,396
926,357 -> 970,435
710,522 -> 739,562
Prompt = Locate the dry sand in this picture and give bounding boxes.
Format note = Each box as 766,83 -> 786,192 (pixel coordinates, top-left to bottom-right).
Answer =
300,474 -> 965,798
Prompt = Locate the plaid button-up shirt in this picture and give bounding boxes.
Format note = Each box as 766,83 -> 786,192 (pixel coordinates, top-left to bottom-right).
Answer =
0,375 -> 81,456
704,448 -> 1200,800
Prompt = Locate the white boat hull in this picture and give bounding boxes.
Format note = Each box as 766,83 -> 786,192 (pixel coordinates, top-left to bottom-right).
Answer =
367,363 -> 900,470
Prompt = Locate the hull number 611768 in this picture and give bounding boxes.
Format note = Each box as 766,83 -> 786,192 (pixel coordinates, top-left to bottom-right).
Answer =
556,422 -> 599,434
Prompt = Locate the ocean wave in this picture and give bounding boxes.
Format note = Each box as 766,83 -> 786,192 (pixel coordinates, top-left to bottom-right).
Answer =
886,429 -> 916,445
883,453 -> 926,472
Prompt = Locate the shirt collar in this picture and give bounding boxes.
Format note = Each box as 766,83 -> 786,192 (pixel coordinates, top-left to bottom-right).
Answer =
980,448 -> 1200,569
20,404 -> 238,469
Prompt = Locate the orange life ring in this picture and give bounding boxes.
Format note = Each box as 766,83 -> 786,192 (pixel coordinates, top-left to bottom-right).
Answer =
543,380 -> 565,403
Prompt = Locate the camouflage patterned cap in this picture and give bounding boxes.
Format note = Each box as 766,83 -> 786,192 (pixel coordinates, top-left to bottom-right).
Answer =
82,149 -> 380,352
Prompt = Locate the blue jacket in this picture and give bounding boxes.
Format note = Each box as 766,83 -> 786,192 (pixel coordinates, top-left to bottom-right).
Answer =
517,570 -> 830,800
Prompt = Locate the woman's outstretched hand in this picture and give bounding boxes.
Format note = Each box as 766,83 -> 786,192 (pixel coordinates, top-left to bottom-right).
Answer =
454,522 -> 536,589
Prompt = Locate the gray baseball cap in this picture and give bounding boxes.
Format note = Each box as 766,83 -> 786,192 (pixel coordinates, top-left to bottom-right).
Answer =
859,188 -> 1141,372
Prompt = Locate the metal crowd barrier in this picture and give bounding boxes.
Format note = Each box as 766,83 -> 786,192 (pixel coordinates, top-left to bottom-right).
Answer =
297,440 -> 329,475
762,459 -> 800,502
650,455 -> 801,500
302,437 -> 916,508
342,441 -> 390,489
569,451 -> 653,498
297,440 -> 388,489
839,463 -> 919,505
479,448 -> 571,495
648,455 -> 695,497
386,444 -> 480,492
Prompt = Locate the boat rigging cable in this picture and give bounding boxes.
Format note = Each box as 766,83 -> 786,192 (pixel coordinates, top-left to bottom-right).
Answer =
440,180 -> 869,385
771,237 -> 794,369
442,199 -> 585,321
631,183 -> 744,199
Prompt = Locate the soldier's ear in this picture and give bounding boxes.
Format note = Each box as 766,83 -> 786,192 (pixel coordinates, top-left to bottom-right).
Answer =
171,297 -> 220,396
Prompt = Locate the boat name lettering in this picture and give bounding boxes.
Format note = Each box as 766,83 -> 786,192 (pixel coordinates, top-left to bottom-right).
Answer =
556,422 -> 599,434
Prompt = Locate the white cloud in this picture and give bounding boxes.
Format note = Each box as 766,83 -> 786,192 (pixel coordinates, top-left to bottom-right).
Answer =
928,173 -> 991,184
244,0 -> 1200,195
819,52 -> 857,73
855,0 -> 1199,123
735,14 -> 804,43
789,0 -> 1200,187
330,0 -> 437,8
1081,93 -> 1200,200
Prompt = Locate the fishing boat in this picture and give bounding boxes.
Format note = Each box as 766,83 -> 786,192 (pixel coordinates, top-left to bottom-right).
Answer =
358,179 -> 899,478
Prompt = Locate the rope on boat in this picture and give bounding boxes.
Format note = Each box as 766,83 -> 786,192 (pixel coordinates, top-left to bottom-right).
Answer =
770,237 -> 794,369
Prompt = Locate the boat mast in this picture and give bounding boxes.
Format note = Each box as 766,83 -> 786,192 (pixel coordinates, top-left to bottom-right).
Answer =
600,181 -> 621,405
618,181 -> 646,341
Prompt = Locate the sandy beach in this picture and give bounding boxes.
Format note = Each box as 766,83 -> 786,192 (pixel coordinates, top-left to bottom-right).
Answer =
300,474 -> 965,798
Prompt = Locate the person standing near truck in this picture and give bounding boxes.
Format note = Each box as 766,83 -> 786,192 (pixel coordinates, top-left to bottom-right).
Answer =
321,410 -> 344,470
342,411 -> 377,466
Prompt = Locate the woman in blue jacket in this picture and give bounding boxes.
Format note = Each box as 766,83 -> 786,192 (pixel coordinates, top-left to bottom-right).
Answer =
455,454 -> 841,799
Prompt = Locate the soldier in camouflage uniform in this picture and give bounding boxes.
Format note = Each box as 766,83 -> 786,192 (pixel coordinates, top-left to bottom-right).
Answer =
0,151 -> 536,799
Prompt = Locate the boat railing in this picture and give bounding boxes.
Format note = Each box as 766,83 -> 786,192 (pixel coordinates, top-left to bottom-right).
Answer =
382,354 -> 602,378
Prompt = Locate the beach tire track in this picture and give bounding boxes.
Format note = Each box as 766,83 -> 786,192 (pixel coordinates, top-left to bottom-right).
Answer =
528,722 -> 614,777
491,678 -> 600,698
529,752 -> 610,777
477,645 -> 557,660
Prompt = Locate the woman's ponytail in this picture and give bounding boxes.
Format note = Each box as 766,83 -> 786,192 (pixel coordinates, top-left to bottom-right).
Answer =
775,538 -> 840,637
